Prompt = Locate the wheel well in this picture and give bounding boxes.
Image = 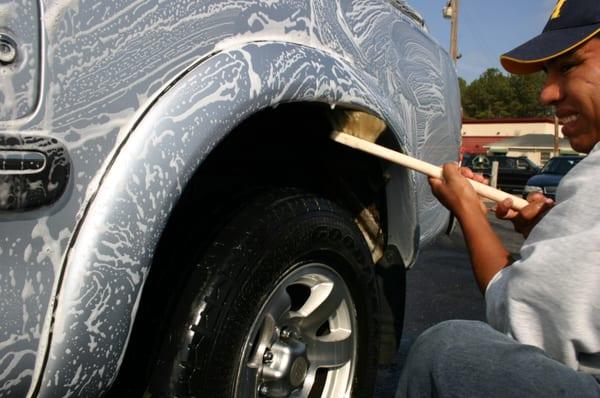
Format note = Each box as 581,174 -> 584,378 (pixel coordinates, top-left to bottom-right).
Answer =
162,102 -> 389,264
107,102 -> 393,395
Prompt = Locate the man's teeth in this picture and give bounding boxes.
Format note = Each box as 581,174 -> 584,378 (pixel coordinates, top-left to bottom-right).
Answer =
559,115 -> 578,124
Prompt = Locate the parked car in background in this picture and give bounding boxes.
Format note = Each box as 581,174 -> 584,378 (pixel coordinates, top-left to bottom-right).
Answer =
463,154 -> 540,194
524,156 -> 583,200
0,1 -> 460,397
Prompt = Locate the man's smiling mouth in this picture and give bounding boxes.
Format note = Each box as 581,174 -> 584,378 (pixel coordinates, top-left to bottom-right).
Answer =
559,114 -> 579,125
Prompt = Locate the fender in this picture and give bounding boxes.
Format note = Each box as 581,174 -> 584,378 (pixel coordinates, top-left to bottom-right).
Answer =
32,41 -> 419,397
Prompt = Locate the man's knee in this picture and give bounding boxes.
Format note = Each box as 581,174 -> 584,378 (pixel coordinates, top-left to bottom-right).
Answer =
408,320 -> 493,371
401,320 -> 600,398
412,320 -> 489,354
397,321 -> 492,397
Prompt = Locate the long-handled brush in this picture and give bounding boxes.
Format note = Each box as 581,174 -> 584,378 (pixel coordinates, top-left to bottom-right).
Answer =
330,111 -> 529,210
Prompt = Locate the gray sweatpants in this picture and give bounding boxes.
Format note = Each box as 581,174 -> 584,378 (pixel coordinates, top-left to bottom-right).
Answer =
396,320 -> 600,398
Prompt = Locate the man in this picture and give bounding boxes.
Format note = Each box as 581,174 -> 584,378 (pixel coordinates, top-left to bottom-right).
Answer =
397,1 -> 600,397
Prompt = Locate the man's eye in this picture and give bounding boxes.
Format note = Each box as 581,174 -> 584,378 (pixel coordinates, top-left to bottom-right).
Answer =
561,62 -> 577,73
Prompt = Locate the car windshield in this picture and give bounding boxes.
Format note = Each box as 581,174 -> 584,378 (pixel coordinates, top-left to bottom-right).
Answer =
540,157 -> 581,175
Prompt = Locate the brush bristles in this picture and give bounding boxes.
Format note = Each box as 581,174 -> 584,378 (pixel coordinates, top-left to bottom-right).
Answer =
328,110 -> 387,143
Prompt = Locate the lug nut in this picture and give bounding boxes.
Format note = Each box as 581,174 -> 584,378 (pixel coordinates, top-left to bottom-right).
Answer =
280,328 -> 292,339
258,383 -> 269,396
280,327 -> 302,340
263,349 -> 274,364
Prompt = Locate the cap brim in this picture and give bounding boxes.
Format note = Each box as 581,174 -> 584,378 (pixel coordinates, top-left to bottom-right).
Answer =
500,24 -> 600,74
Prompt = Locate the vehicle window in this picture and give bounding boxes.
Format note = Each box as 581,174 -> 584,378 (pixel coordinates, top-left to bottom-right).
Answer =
516,159 -> 530,169
541,157 -> 582,175
499,158 -> 516,169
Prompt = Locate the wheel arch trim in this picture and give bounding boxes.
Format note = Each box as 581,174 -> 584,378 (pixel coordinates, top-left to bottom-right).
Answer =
33,41 -> 417,396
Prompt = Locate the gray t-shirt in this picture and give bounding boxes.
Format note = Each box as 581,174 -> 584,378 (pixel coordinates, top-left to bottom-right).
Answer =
486,142 -> 600,374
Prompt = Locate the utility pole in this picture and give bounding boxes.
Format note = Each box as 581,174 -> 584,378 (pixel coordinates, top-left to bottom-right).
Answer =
443,0 -> 460,63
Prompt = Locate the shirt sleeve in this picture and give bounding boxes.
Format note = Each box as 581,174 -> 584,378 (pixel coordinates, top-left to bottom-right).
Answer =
485,149 -> 600,373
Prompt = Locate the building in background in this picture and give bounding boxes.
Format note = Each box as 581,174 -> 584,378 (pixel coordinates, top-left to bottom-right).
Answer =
461,118 -> 578,165
484,134 -> 577,164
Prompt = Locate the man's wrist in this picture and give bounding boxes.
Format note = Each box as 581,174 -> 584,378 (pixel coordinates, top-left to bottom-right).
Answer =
454,203 -> 486,224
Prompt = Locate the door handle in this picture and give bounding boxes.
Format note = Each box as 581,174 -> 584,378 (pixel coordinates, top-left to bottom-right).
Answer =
0,133 -> 70,211
0,150 -> 46,174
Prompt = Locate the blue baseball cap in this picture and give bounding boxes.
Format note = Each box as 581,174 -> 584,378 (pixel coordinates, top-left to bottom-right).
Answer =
501,0 -> 600,74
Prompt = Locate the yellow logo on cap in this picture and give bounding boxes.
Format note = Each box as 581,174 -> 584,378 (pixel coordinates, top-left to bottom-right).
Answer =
551,0 -> 567,19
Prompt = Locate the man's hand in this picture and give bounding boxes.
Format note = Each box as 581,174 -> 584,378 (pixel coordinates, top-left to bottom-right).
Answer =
495,192 -> 554,238
429,163 -> 488,219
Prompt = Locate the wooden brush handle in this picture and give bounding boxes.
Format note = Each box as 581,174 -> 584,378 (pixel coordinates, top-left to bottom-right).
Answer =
332,132 -> 529,211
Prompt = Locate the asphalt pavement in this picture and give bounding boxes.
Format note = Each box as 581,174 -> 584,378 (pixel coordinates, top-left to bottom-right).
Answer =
374,211 -> 525,397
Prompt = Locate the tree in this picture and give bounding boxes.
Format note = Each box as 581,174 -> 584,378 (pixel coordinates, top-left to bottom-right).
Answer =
458,77 -> 468,98
460,68 -> 550,119
508,72 -> 550,117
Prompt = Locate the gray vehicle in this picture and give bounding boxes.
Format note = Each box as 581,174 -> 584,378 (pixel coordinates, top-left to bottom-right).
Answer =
0,0 -> 460,397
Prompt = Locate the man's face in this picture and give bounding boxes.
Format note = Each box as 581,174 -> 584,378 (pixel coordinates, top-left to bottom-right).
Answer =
540,38 -> 600,153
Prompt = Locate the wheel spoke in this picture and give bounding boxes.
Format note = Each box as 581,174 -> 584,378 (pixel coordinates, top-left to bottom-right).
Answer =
293,281 -> 343,331
307,330 -> 353,368
264,284 -> 292,321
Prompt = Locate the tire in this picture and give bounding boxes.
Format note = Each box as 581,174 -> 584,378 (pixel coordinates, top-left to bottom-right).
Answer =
147,188 -> 380,398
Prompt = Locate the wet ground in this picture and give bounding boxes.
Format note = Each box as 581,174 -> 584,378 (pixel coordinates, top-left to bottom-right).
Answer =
374,211 -> 525,397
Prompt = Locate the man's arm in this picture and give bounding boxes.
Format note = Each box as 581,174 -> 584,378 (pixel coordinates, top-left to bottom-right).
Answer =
455,202 -> 514,294
429,164 -> 513,293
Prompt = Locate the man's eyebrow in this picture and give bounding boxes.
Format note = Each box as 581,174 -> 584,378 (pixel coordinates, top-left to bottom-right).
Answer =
546,50 -> 580,69
544,58 -> 560,70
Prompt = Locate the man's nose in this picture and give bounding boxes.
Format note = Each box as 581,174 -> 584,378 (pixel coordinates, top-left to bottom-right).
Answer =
539,75 -> 562,106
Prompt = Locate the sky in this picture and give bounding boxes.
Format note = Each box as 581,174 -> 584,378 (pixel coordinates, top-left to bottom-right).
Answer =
416,0 -> 557,82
